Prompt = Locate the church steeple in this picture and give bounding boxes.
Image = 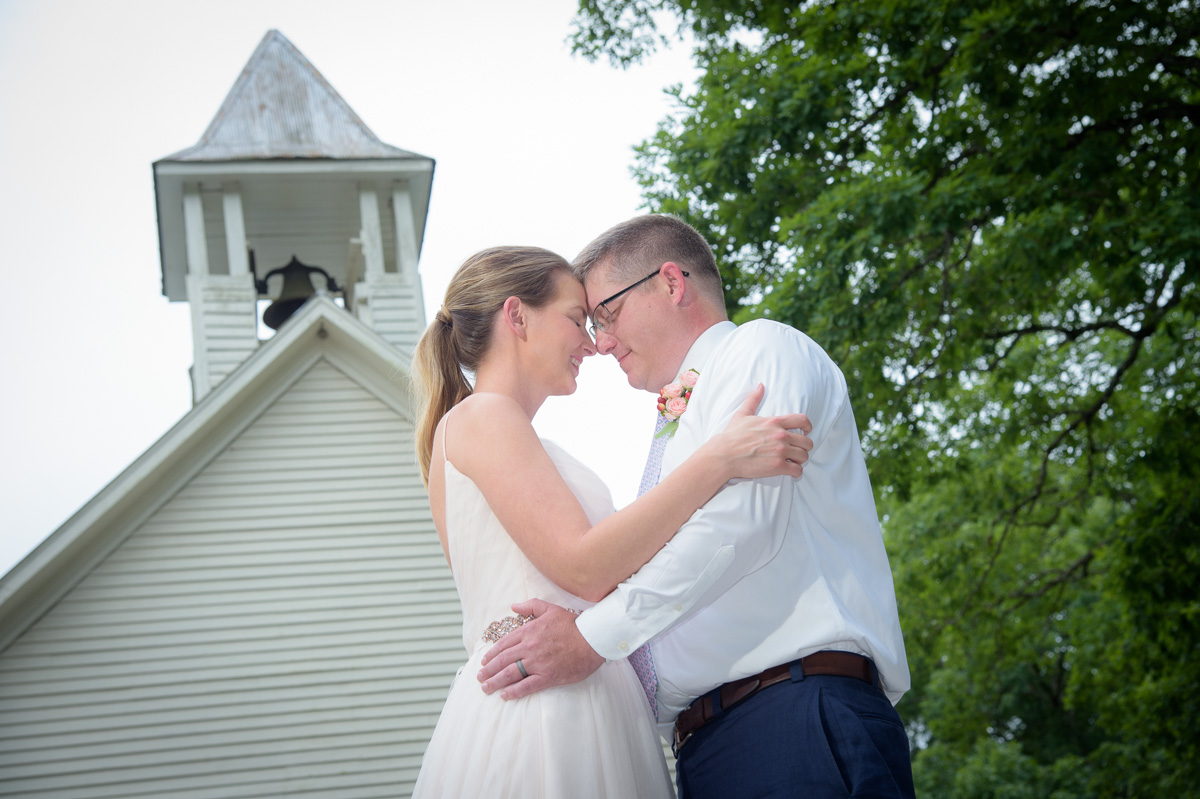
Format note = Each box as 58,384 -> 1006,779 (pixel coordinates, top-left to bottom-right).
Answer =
153,30 -> 434,402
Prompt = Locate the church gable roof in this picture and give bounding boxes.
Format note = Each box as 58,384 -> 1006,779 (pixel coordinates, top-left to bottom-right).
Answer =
0,298 -> 417,652
0,301 -> 459,795
161,30 -> 429,162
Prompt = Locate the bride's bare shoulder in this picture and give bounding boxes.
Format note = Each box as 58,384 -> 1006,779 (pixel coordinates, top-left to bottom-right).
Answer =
455,391 -> 523,415
451,392 -> 528,431
444,393 -> 536,463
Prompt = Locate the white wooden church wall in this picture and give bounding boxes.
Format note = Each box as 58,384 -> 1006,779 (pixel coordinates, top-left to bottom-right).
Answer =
0,360 -> 461,798
186,273 -> 259,397
184,183 -> 258,402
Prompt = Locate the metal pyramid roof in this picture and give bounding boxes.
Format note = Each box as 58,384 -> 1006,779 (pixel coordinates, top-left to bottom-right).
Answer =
161,30 -> 429,162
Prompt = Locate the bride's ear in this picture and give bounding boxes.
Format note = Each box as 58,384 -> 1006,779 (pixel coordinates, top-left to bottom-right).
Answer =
501,296 -> 528,340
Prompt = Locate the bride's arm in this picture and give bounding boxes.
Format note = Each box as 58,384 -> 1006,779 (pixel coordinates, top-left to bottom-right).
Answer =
447,388 -> 809,602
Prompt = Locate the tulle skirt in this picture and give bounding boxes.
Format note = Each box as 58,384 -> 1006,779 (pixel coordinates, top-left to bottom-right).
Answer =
412,643 -> 673,798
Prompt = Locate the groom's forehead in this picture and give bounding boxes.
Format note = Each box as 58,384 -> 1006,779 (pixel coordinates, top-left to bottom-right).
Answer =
583,266 -> 621,308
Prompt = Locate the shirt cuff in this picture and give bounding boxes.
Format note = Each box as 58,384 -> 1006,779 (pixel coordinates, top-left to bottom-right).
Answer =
575,593 -> 638,661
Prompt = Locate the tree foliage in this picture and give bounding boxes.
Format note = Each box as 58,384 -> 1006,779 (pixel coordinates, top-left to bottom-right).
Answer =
573,0 -> 1200,794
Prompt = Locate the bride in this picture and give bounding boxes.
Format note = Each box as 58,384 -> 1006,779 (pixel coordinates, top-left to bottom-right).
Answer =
409,246 -> 811,798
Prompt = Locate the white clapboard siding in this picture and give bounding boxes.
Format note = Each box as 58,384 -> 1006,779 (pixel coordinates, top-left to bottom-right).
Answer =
354,280 -> 425,355
189,274 -> 260,400
0,358 -> 463,799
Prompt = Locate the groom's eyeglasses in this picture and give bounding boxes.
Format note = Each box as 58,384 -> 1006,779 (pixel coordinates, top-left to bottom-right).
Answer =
588,269 -> 688,338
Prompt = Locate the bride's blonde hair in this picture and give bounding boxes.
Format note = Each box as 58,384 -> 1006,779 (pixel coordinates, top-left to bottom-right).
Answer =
412,246 -> 573,485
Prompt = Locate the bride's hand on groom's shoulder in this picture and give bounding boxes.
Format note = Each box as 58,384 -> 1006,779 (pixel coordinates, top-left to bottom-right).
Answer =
715,383 -> 814,481
477,598 -> 604,700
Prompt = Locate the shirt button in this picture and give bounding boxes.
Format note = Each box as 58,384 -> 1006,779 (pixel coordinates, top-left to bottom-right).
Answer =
618,641 -> 630,652
674,604 -> 682,612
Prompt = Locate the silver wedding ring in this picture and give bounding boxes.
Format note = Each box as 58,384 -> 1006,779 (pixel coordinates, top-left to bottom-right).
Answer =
516,659 -> 529,679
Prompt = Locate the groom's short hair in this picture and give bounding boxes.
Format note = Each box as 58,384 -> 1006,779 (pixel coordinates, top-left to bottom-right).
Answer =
573,214 -> 725,305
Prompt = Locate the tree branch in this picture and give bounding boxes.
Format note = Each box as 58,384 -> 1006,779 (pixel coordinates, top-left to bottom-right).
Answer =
1005,549 -> 1097,606
986,318 -> 1139,342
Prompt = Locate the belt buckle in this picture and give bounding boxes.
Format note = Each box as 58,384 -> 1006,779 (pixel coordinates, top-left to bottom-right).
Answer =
672,726 -> 691,758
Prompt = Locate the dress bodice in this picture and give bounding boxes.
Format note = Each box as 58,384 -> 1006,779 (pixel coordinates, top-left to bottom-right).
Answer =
443,438 -> 616,653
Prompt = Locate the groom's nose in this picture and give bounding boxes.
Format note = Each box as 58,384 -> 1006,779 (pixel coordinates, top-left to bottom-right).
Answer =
594,330 -> 618,355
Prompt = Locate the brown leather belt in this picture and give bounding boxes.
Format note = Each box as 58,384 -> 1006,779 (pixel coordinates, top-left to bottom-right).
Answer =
672,651 -> 878,755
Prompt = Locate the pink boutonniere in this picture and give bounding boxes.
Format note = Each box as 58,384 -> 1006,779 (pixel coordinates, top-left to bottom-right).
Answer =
656,369 -> 699,439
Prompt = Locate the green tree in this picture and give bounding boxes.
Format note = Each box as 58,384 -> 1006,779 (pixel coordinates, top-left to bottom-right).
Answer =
573,0 -> 1200,794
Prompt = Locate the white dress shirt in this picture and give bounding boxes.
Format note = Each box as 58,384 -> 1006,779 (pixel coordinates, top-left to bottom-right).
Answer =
577,319 -> 910,730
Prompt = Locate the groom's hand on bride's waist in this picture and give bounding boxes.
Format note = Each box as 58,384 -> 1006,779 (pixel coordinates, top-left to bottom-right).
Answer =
478,598 -> 604,700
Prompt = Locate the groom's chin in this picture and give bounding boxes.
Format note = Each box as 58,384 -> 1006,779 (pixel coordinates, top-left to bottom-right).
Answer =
616,364 -> 641,391
621,372 -> 652,393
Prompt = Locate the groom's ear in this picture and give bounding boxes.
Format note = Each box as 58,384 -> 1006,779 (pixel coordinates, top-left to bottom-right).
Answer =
501,296 -> 528,339
662,262 -> 688,305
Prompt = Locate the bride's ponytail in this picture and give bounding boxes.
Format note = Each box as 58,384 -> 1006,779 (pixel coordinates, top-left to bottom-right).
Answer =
413,306 -> 472,485
411,246 -> 573,485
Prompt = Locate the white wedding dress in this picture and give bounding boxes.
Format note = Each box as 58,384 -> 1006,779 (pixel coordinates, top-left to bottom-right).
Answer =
412,438 -> 673,798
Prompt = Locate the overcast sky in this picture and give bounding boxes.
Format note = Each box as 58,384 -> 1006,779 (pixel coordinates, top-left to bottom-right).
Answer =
0,0 -> 699,577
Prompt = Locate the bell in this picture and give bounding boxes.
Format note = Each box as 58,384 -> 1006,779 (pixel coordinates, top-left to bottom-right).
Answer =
256,256 -> 340,330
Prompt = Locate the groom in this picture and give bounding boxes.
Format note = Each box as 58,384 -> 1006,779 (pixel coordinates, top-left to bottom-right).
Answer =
479,214 -> 914,798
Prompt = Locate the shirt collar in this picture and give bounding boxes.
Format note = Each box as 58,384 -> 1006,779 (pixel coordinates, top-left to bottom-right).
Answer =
676,321 -> 736,378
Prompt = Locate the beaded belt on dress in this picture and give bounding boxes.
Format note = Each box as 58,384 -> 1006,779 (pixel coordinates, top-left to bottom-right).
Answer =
482,614 -> 534,643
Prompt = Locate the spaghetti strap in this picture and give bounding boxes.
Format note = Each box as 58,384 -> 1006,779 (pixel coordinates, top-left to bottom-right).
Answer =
441,414 -> 449,461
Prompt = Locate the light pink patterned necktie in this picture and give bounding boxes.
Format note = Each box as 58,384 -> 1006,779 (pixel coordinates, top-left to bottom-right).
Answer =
630,413 -> 670,719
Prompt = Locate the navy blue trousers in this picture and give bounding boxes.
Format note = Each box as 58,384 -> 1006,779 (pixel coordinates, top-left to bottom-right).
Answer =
675,669 -> 915,798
